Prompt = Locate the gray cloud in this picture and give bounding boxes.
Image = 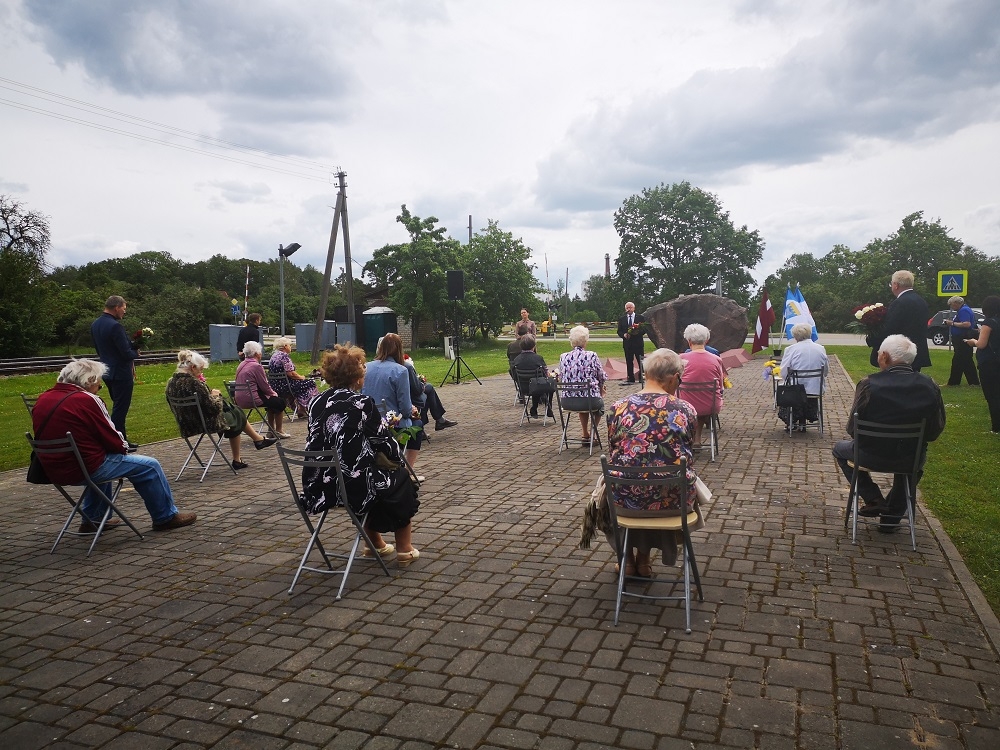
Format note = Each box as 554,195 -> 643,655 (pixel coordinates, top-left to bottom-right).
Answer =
534,0 -> 1000,214
201,180 -> 272,206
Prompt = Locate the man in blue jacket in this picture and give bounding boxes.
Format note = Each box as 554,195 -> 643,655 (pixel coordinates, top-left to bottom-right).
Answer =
91,295 -> 139,450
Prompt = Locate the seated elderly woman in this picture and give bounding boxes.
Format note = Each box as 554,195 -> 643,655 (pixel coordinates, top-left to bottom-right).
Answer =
267,337 -> 319,418
32,358 -> 195,531
236,340 -> 291,438
166,350 -> 277,470
605,348 -> 705,576
363,333 -> 424,471
678,323 -> 726,447
303,344 -> 420,564
778,322 -> 828,431
559,325 -> 608,442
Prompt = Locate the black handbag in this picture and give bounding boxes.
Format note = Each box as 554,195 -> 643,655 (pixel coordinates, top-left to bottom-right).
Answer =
528,375 -> 556,396
775,383 -> 808,408
26,390 -> 80,485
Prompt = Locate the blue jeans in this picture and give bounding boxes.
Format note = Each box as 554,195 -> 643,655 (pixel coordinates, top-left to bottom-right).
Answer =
82,453 -> 178,526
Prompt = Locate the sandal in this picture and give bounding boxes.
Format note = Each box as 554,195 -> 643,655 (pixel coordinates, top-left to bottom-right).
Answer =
636,564 -> 654,578
614,562 -> 637,577
581,432 -> 591,442
397,548 -> 420,566
362,543 -> 394,558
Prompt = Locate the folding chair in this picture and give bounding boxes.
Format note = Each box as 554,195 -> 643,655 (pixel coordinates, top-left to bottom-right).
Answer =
25,431 -> 144,556
785,368 -> 825,436
676,378 -> 721,462
225,380 -> 269,434
514,366 -> 555,427
600,455 -> 704,632
843,415 -> 926,551
166,394 -> 237,481
21,393 -> 39,417
555,380 -> 604,455
510,366 -> 525,406
276,443 -> 392,597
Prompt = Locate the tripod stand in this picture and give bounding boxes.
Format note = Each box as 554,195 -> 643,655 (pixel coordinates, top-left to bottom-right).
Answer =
440,328 -> 481,387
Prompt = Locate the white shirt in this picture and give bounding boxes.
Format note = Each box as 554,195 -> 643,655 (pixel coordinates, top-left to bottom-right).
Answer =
780,339 -> 829,396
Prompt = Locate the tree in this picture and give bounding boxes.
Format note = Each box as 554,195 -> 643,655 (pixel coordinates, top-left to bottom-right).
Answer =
363,206 -> 462,341
0,195 -> 54,356
581,273 -> 624,321
465,220 -> 541,338
613,182 -> 763,308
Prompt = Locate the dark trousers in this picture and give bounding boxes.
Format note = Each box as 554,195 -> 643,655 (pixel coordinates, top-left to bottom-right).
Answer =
948,335 -> 980,385
418,384 -> 446,424
979,359 -> 1000,432
104,376 -> 134,441
624,346 -> 643,381
832,439 -> 921,516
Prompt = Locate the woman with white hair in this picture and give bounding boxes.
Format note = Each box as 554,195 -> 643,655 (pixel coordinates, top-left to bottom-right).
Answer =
267,337 -> 319,417
558,325 -> 607,442
679,323 -> 726,447
778,322 -> 828,431
236,340 -> 290,438
166,350 -> 276,470
605,348 -> 704,576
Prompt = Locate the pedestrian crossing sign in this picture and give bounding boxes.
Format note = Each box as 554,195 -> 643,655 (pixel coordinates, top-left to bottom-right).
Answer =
937,270 -> 968,296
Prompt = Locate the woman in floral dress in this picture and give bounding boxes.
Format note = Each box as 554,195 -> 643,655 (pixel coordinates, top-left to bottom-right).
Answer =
605,348 -> 705,576
267,337 -> 319,417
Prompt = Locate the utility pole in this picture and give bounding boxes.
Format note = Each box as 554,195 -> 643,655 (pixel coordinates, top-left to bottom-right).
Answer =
468,214 -> 472,245
311,171 -> 351,365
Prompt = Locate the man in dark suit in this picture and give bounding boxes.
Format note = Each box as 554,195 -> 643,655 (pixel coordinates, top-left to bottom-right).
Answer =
869,270 -> 931,371
834,334 -> 945,531
91,295 -> 139,450
616,301 -> 646,384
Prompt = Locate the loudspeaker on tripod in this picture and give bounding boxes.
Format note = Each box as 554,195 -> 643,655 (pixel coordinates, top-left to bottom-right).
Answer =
447,270 -> 465,301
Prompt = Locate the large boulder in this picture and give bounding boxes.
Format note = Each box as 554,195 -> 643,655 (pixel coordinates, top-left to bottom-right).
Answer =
643,294 -> 748,353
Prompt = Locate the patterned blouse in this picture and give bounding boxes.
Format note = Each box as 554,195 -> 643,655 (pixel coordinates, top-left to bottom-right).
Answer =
165,372 -> 225,438
302,387 -> 405,516
268,349 -> 319,411
606,391 -> 698,513
558,346 -> 606,397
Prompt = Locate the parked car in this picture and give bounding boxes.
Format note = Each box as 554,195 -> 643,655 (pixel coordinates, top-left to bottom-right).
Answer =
927,308 -> 985,346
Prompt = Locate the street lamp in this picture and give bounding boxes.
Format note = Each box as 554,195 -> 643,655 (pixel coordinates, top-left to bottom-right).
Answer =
278,242 -> 301,336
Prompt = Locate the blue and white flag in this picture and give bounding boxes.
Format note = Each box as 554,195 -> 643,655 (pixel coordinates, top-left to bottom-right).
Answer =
784,284 -> 818,341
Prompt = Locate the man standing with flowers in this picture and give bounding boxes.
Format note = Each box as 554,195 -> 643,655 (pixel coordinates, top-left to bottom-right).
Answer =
91,295 -> 139,450
868,270 -> 931,372
617,301 -> 646,384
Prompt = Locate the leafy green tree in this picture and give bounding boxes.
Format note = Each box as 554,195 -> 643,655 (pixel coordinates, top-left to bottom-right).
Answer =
363,206 -> 462,341
0,195 -> 54,356
613,182 -> 763,308
581,273 -> 625,320
465,220 -> 541,338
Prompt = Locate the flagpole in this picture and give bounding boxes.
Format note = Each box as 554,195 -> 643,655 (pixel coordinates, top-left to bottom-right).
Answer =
244,264 -> 250,324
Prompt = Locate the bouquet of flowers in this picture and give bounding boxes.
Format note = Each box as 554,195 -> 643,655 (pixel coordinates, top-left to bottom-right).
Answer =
723,376 -> 733,389
623,322 -> 647,339
384,410 -> 423,447
131,326 -> 154,350
846,303 -> 887,336
762,359 -> 781,381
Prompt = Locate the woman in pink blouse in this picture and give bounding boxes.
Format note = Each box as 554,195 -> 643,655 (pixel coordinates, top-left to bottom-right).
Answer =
236,341 -> 291,438
678,324 -> 726,447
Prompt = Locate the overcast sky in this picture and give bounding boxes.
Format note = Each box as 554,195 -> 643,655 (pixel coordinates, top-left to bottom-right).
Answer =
2,0 -> 998,299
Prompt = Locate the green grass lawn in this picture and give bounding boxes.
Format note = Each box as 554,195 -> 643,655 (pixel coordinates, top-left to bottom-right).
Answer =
5,340 -> 998,617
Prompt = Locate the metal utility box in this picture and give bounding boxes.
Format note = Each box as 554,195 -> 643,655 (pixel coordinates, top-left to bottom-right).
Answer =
295,321 -> 338,353
209,324 -> 242,362
362,307 -> 397,353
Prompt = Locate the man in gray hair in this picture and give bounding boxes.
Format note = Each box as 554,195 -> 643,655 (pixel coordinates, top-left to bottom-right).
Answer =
31,359 -> 196,532
833,335 -> 945,531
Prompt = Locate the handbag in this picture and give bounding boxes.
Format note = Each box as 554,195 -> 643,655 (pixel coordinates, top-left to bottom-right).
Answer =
528,375 -> 556,396
220,399 -> 247,438
26,390 -> 81,485
775,383 -> 807,408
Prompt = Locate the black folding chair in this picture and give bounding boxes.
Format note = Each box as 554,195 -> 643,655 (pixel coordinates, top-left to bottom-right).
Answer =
514,366 -> 555,426
25,431 -> 144,556
166,394 -> 237,481
276,444 -> 392,597
785,368 -> 826,436
676,378 -> 721,462
600,456 -> 704,632
844,415 -> 926,551
21,393 -> 39,417
555,380 -> 604,455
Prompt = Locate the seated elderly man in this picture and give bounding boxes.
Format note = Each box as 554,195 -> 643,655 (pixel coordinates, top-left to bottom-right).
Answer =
31,359 -> 197,532
779,322 -> 829,431
832,335 -> 945,531
512,334 -> 555,418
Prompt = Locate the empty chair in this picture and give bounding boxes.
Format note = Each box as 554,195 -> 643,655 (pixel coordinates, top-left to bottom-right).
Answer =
25,431 -> 143,556
277,444 -> 391,597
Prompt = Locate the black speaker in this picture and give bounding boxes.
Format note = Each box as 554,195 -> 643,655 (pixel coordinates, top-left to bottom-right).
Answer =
447,270 -> 465,301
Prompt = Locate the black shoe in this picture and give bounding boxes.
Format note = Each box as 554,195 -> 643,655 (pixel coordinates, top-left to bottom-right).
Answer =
254,437 -> 278,450
545,410 -> 554,418
529,409 -> 538,418
435,418 -> 457,431
858,503 -> 887,517
127,441 -> 139,453
232,460 -> 248,470
878,517 -> 903,534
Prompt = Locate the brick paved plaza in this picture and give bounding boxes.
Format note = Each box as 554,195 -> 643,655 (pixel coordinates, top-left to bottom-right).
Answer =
2,357 -> 999,749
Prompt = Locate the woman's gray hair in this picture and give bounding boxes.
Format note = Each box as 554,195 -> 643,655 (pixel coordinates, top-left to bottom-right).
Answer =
273,336 -> 293,350
57,358 -> 107,388
879,334 -> 917,365
644,348 -> 684,384
683,323 -> 710,344
243,340 -> 263,358
568,325 -> 590,347
948,295 -> 965,306
791,322 -> 813,341
176,349 -> 209,372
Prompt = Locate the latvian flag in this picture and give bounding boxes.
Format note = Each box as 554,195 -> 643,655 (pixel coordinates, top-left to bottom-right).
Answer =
752,289 -> 775,353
